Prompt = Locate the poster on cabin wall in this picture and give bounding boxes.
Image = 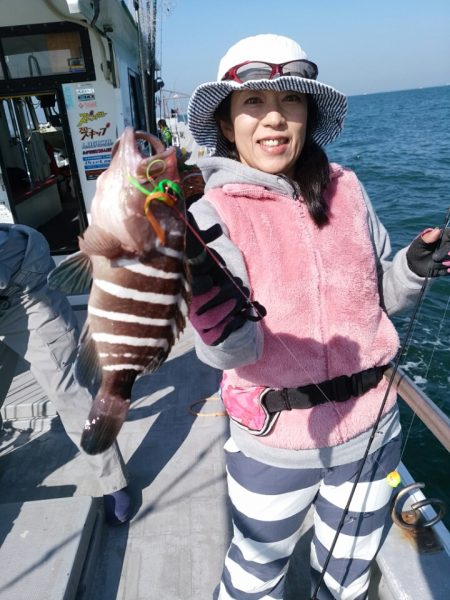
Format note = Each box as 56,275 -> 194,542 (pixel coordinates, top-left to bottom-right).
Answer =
76,86 -> 114,180
64,84 -> 116,183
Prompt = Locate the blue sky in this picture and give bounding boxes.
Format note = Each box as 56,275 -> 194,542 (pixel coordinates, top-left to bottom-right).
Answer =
158,0 -> 450,98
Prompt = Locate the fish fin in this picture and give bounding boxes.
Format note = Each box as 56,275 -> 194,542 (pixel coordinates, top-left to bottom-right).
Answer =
142,348 -> 171,375
81,393 -> 130,455
75,321 -> 102,390
47,251 -> 93,294
79,225 -> 124,258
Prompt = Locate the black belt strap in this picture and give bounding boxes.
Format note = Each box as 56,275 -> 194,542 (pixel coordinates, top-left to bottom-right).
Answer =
263,366 -> 388,413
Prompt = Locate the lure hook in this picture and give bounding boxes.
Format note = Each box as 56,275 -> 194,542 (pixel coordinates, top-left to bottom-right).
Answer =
128,172 -> 181,246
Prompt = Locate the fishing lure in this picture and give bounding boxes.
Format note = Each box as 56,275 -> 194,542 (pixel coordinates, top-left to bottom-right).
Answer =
128,167 -> 183,246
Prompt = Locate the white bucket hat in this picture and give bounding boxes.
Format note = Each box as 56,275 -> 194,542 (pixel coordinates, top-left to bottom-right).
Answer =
188,34 -> 348,156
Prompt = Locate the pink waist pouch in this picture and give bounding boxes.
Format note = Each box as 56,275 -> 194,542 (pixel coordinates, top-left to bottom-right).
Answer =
220,373 -> 279,435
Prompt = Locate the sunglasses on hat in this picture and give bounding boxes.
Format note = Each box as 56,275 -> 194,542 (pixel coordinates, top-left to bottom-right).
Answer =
221,59 -> 318,83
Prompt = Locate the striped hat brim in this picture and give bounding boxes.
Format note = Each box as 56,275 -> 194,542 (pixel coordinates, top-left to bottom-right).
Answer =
187,77 -> 347,156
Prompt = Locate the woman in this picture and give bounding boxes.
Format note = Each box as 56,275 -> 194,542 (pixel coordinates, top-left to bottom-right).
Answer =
185,33 -> 449,599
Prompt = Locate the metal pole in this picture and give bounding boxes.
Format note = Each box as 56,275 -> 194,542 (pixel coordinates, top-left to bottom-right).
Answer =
147,0 -> 158,135
135,0 -> 151,132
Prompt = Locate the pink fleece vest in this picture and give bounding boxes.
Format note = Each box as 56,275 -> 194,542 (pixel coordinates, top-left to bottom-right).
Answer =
206,165 -> 399,449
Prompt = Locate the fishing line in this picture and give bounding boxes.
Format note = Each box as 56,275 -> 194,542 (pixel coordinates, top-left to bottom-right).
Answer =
133,169 -> 449,596
397,208 -> 450,462
398,283 -> 450,468
189,396 -> 227,417
170,200 -> 348,420
310,290 -> 427,598
310,207 -> 450,599
130,170 -> 336,411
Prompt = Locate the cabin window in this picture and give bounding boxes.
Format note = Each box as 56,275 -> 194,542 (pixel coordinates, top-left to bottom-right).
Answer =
3,32 -> 85,78
0,22 -> 95,91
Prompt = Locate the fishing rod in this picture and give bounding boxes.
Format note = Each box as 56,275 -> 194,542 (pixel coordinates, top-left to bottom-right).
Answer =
310,206 -> 450,599
133,165 -> 450,597
176,194 -> 450,598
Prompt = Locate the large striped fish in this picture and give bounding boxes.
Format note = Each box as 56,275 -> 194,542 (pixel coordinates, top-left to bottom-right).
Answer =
49,128 -> 190,455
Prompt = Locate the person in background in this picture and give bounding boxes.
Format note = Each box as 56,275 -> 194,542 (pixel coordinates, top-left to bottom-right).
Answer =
185,34 -> 450,599
157,118 -> 173,148
0,223 -> 131,526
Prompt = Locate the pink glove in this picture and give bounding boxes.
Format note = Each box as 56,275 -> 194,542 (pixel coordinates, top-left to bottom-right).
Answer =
189,276 -> 265,346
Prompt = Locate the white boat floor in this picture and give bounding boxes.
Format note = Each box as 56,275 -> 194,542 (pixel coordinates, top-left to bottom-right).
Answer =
0,321 -> 312,600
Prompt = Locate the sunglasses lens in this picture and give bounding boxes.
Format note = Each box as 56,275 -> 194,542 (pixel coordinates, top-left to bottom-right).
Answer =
224,59 -> 319,83
234,62 -> 275,82
281,60 -> 318,80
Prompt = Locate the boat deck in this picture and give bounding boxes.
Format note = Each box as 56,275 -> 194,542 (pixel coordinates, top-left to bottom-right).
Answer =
1,308 -> 449,599
0,314 -> 313,600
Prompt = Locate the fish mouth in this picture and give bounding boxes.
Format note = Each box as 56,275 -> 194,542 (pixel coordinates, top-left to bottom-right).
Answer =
111,127 -> 166,162
109,127 -> 182,247
134,130 -> 165,156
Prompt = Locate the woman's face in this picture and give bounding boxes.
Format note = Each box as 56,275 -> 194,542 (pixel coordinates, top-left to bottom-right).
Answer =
219,89 -> 308,178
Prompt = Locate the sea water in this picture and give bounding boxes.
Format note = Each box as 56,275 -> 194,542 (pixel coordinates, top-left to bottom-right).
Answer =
328,85 -> 450,526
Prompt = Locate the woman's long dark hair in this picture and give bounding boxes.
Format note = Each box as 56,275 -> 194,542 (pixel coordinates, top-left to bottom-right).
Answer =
215,95 -> 330,227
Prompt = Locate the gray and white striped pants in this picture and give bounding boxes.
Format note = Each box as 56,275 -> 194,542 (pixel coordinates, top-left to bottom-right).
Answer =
216,434 -> 401,600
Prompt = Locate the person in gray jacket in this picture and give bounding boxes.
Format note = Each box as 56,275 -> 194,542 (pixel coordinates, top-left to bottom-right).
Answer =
0,223 -> 131,525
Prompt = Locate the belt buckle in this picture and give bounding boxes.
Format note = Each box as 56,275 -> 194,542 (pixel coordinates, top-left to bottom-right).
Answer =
330,375 -> 351,402
280,388 -> 292,411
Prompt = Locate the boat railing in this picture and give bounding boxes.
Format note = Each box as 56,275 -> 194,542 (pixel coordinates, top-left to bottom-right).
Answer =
368,366 -> 450,600
385,366 -> 450,452
384,364 -> 450,554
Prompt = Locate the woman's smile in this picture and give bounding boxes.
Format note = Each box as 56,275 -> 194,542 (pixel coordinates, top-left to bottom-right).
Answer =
259,137 -> 289,150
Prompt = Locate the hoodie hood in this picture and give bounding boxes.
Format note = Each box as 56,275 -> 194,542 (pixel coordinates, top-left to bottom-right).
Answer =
198,156 -> 343,197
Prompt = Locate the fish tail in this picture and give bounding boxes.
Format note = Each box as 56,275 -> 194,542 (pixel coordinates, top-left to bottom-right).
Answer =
80,393 -> 130,455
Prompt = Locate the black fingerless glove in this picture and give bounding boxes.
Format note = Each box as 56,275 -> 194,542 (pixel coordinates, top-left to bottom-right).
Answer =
186,212 -> 266,345
185,212 -> 224,290
406,228 -> 450,277
179,165 -> 205,208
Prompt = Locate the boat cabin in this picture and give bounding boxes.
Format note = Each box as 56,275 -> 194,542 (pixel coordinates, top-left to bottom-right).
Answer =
0,0 -> 149,255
